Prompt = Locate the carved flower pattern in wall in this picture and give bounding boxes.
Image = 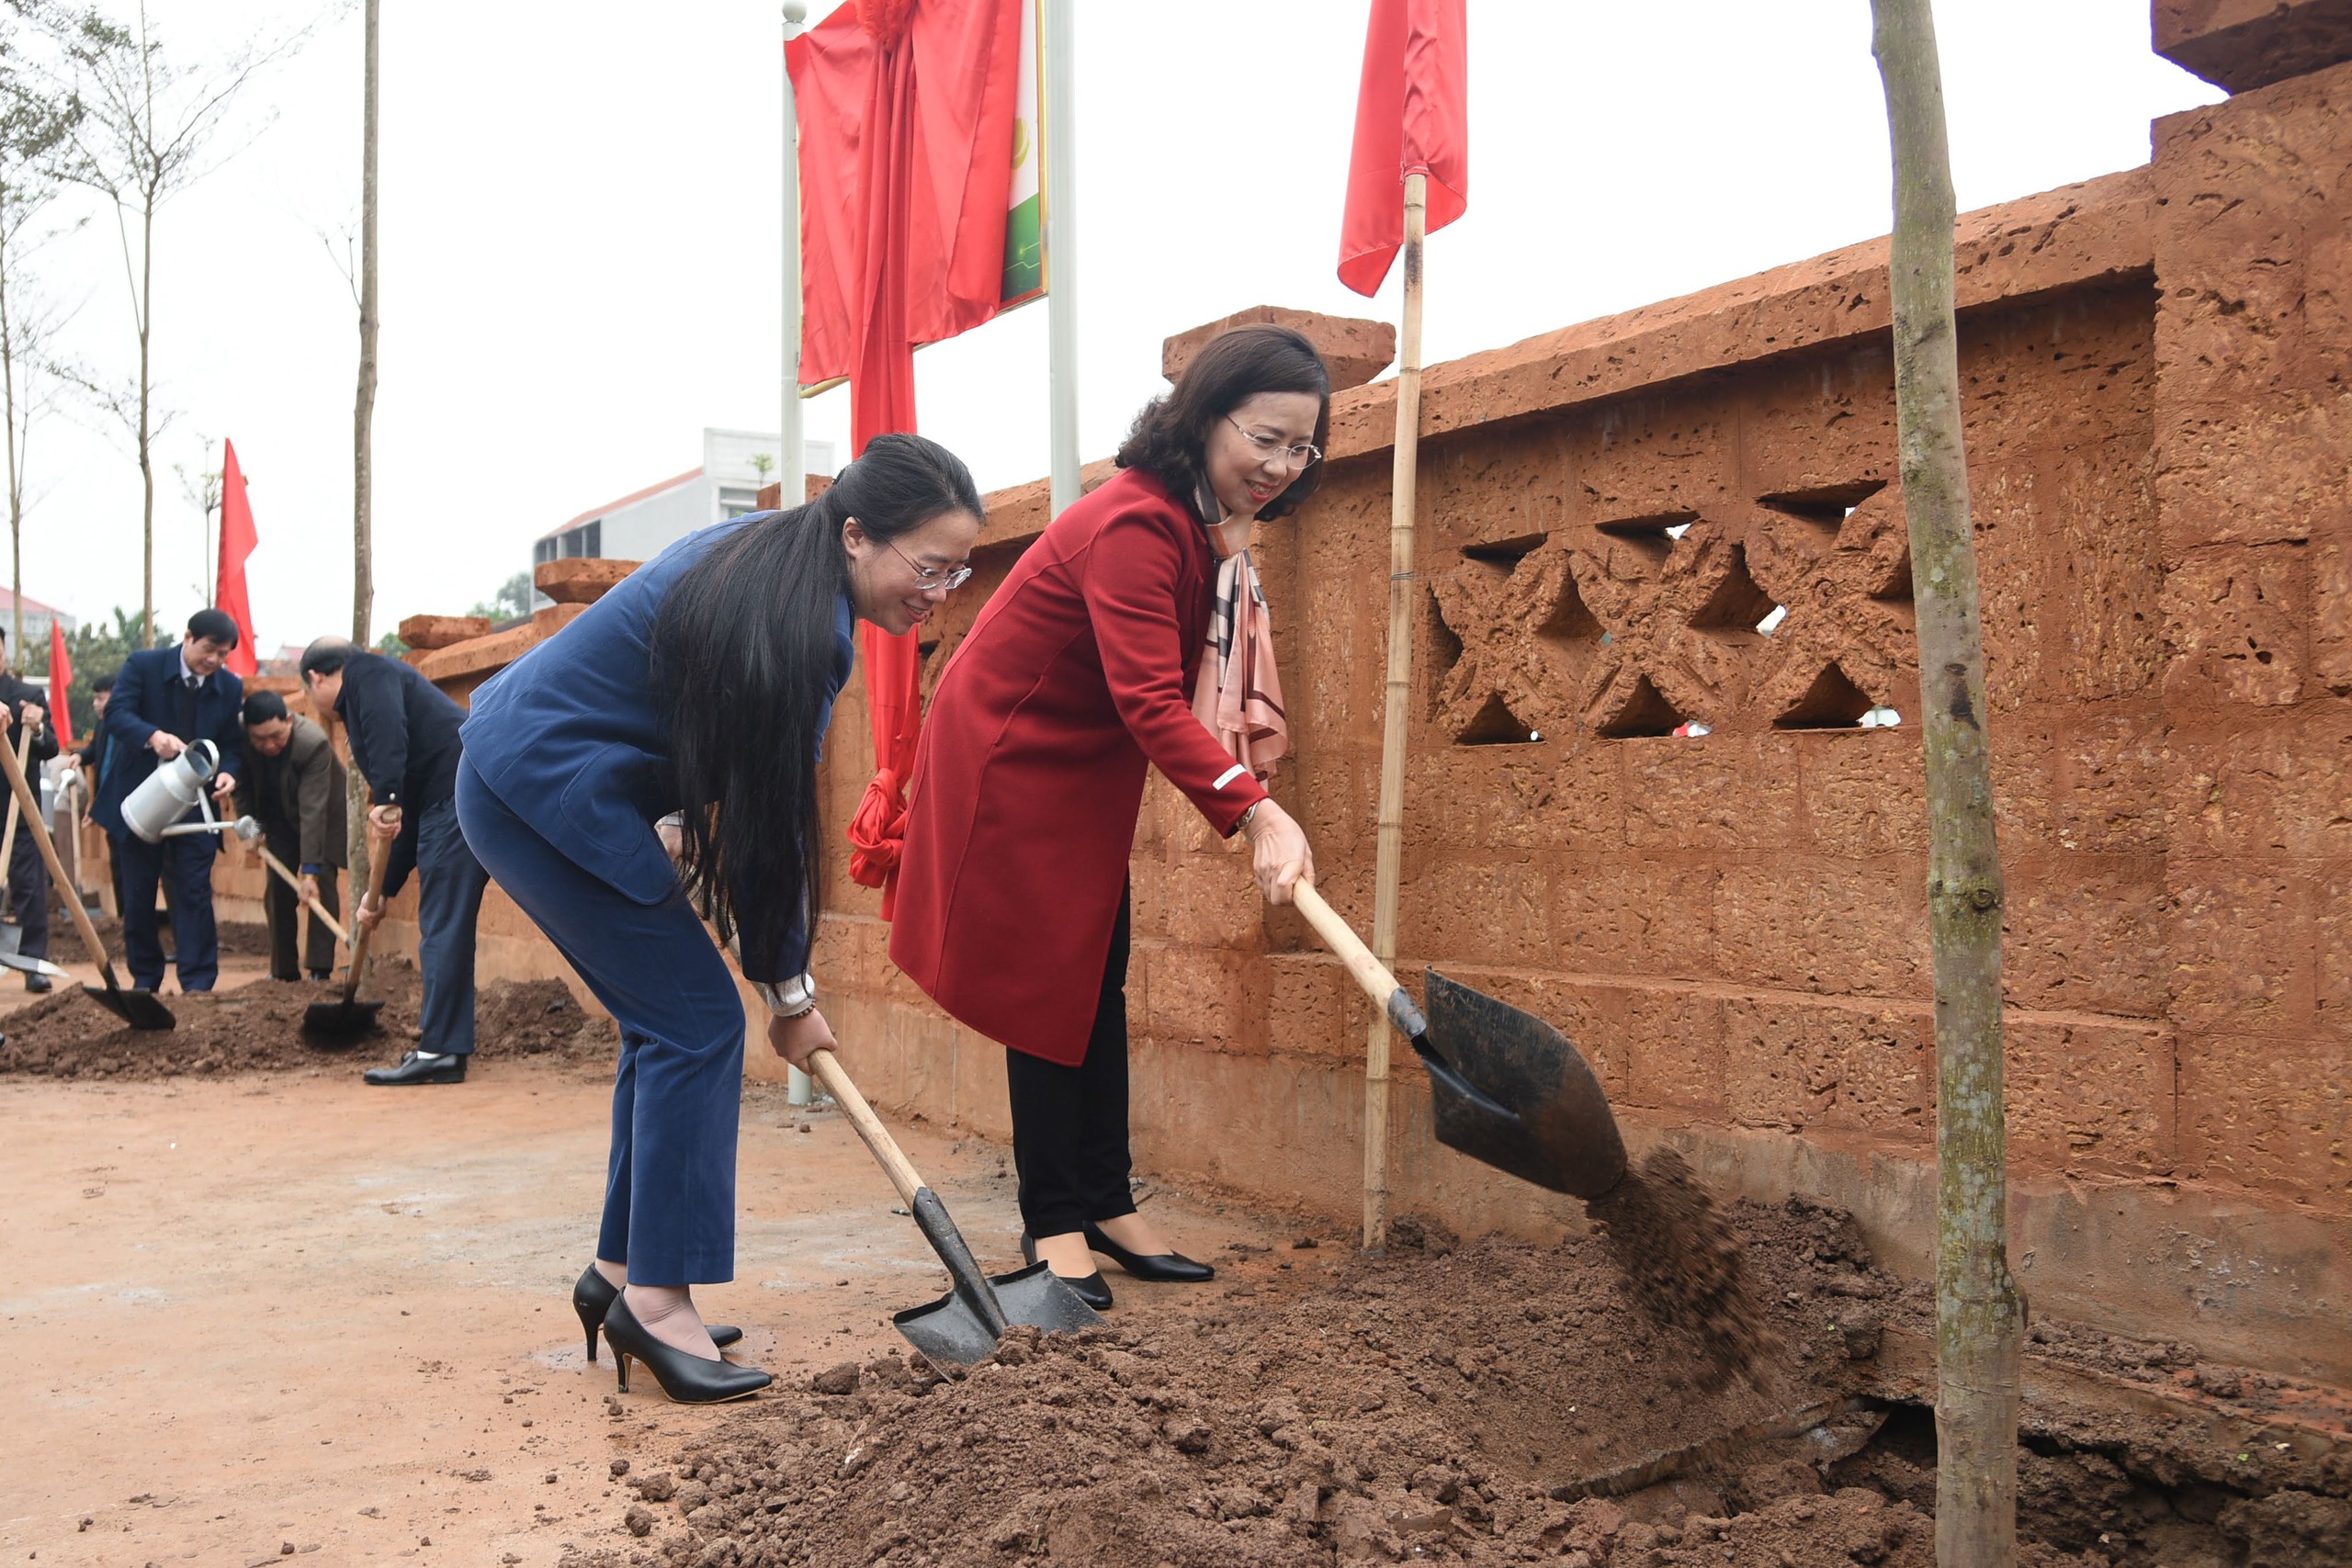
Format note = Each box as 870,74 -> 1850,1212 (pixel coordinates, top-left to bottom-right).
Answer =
1428,484 -> 1923,741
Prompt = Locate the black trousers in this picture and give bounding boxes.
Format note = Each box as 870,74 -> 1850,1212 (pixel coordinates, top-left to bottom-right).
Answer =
4,811 -> 47,961
260,836 -> 340,980
1005,886 -> 1136,1237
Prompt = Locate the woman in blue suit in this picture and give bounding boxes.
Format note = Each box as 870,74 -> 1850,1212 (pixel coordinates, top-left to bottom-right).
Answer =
458,434 -> 982,1403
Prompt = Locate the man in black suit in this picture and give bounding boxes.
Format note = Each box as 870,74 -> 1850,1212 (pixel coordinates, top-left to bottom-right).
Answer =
238,689 -> 347,982
94,609 -> 246,993
1,627 -> 61,991
300,638 -> 488,1087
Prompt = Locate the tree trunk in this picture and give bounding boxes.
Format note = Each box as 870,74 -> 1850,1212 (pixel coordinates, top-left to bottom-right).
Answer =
2,190 -> 19,660
138,189 -> 155,647
347,0 -> 381,881
1868,3 -> 2021,1562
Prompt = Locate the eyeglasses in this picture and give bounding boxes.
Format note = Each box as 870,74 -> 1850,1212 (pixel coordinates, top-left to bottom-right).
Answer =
1225,415 -> 1322,470
888,536 -> 974,592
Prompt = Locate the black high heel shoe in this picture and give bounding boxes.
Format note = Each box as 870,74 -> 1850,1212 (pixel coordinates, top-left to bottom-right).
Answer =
1082,1220 -> 1216,1283
1021,1232 -> 1114,1311
602,1293 -> 773,1404
571,1267 -> 741,1363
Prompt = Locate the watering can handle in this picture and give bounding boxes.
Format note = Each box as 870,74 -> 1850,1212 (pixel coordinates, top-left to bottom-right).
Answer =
1290,882 -> 1430,1041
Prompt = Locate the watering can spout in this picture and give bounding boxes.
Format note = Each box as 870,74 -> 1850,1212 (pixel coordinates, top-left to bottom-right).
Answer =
121,740 -> 220,843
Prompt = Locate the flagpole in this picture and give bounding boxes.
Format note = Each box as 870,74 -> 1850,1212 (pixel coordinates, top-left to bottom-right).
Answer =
1044,0 -> 1079,514
781,0 -> 813,1110
1363,169 -> 1426,1252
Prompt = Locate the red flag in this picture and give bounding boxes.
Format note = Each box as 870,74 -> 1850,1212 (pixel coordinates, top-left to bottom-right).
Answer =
47,615 -> 73,750
1337,0 -> 1469,297
788,0 -> 1024,917
217,439 -> 259,677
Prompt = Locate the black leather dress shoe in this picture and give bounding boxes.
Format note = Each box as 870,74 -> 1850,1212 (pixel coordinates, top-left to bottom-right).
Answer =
1021,1233 -> 1114,1310
1082,1220 -> 1216,1282
363,1051 -> 468,1086
571,1266 -> 740,1362
24,973 -> 51,994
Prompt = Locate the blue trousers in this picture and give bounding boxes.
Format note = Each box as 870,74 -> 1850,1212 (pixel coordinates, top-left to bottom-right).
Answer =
412,795 -> 490,1055
118,832 -> 219,991
455,757 -> 746,1285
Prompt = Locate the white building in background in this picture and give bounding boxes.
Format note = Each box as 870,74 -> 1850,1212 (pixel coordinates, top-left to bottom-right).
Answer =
0,587 -> 74,654
532,428 -> 835,593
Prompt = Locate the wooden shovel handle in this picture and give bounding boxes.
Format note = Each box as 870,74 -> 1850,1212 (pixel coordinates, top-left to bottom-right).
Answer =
803,1046 -> 926,1208
1291,881 -> 1406,1011
341,823 -> 395,1002
255,844 -> 351,946
0,722 -> 117,979
0,727 -> 30,892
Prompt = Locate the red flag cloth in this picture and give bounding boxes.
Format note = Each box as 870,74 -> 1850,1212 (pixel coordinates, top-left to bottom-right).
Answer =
1337,0 -> 1470,297
788,0 -> 1024,918
216,439 -> 259,677
788,0 -> 1025,386
47,615 -> 73,750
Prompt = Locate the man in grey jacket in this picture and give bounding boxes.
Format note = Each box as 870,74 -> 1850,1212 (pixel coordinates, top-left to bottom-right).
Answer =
237,690 -> 347,982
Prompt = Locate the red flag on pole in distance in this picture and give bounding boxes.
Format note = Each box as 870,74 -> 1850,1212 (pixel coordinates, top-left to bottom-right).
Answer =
787,0 -> 1024,917
1337,0 -> 1469,297
47,615 -> 74,750
217,439 -> 259,677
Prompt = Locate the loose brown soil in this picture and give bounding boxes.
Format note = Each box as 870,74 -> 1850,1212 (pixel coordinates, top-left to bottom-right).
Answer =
0,954 -> 615,1078
554,1189 -> 2350,1568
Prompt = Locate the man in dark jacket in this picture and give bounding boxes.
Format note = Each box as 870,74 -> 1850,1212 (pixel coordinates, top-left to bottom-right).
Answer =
75,672 -> 126,919
300,638 -> 488,1086
94,609 -> 245,994
238,689 -> 347,982
1,627 -> 61,990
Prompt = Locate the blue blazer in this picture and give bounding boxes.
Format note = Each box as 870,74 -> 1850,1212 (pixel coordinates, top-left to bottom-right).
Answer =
94,647 -> 246,847
460,516 -> 855,980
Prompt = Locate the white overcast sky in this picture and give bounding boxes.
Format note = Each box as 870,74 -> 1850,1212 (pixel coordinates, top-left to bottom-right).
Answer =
17,0 -> 2219,651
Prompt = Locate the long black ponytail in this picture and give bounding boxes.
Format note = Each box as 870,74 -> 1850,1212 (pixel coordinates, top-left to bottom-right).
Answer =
649,432 -> 982,976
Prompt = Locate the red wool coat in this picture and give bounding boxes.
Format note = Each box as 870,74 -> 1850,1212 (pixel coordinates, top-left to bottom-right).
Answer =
890,467 -> 1272,1065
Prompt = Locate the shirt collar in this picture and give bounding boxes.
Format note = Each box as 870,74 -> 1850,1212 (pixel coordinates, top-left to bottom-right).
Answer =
176,648 -> 204,685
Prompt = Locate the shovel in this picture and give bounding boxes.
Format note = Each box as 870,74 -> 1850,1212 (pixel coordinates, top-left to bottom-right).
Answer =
0,725 -> 175,1030
257,844 -> 352,947
302,825 -> 389,1039
0,727 -> 30,958
1291,881 -> 1626,1200
802,1046 -> 1105,1366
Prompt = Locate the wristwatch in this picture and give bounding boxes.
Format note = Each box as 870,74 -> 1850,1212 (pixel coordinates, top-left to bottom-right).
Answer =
1236,801 -> 1261,834
756,972 -> 818,1019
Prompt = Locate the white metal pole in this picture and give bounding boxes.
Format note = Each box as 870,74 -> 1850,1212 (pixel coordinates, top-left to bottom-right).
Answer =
1044,0 -> 1079,514
781,1 -> 809,511
782,0 -> 814,1110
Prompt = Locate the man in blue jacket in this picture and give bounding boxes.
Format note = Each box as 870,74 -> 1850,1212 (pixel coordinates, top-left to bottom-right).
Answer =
300,638 -> 488,1087
94,609 -> 246,994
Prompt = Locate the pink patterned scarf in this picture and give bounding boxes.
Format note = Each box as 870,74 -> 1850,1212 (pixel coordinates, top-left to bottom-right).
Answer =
1192,493 -> 1289,781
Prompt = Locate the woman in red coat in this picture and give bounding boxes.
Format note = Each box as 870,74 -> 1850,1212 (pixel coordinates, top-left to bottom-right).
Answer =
892,327 -> 1327,1305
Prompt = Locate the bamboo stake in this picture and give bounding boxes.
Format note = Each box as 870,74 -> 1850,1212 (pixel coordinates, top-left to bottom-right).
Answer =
1868,2 -> 2021,1561
1362,170 -> 1426,1251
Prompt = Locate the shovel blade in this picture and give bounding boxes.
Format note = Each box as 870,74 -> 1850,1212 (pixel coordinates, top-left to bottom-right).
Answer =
1419,968 -> 1626,1199
85,982 -> 176,1032
301,998 -> 385,1041
0,950 -> 68,978
892,1261 -> 1106,1367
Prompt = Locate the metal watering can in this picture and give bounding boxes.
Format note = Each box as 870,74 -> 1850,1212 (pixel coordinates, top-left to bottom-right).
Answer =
121,740 -> 261,846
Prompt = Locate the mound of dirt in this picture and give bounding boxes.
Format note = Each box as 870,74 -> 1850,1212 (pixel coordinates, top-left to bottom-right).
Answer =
0,958 -> 614,1079
555,1199 -> 2060,1568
